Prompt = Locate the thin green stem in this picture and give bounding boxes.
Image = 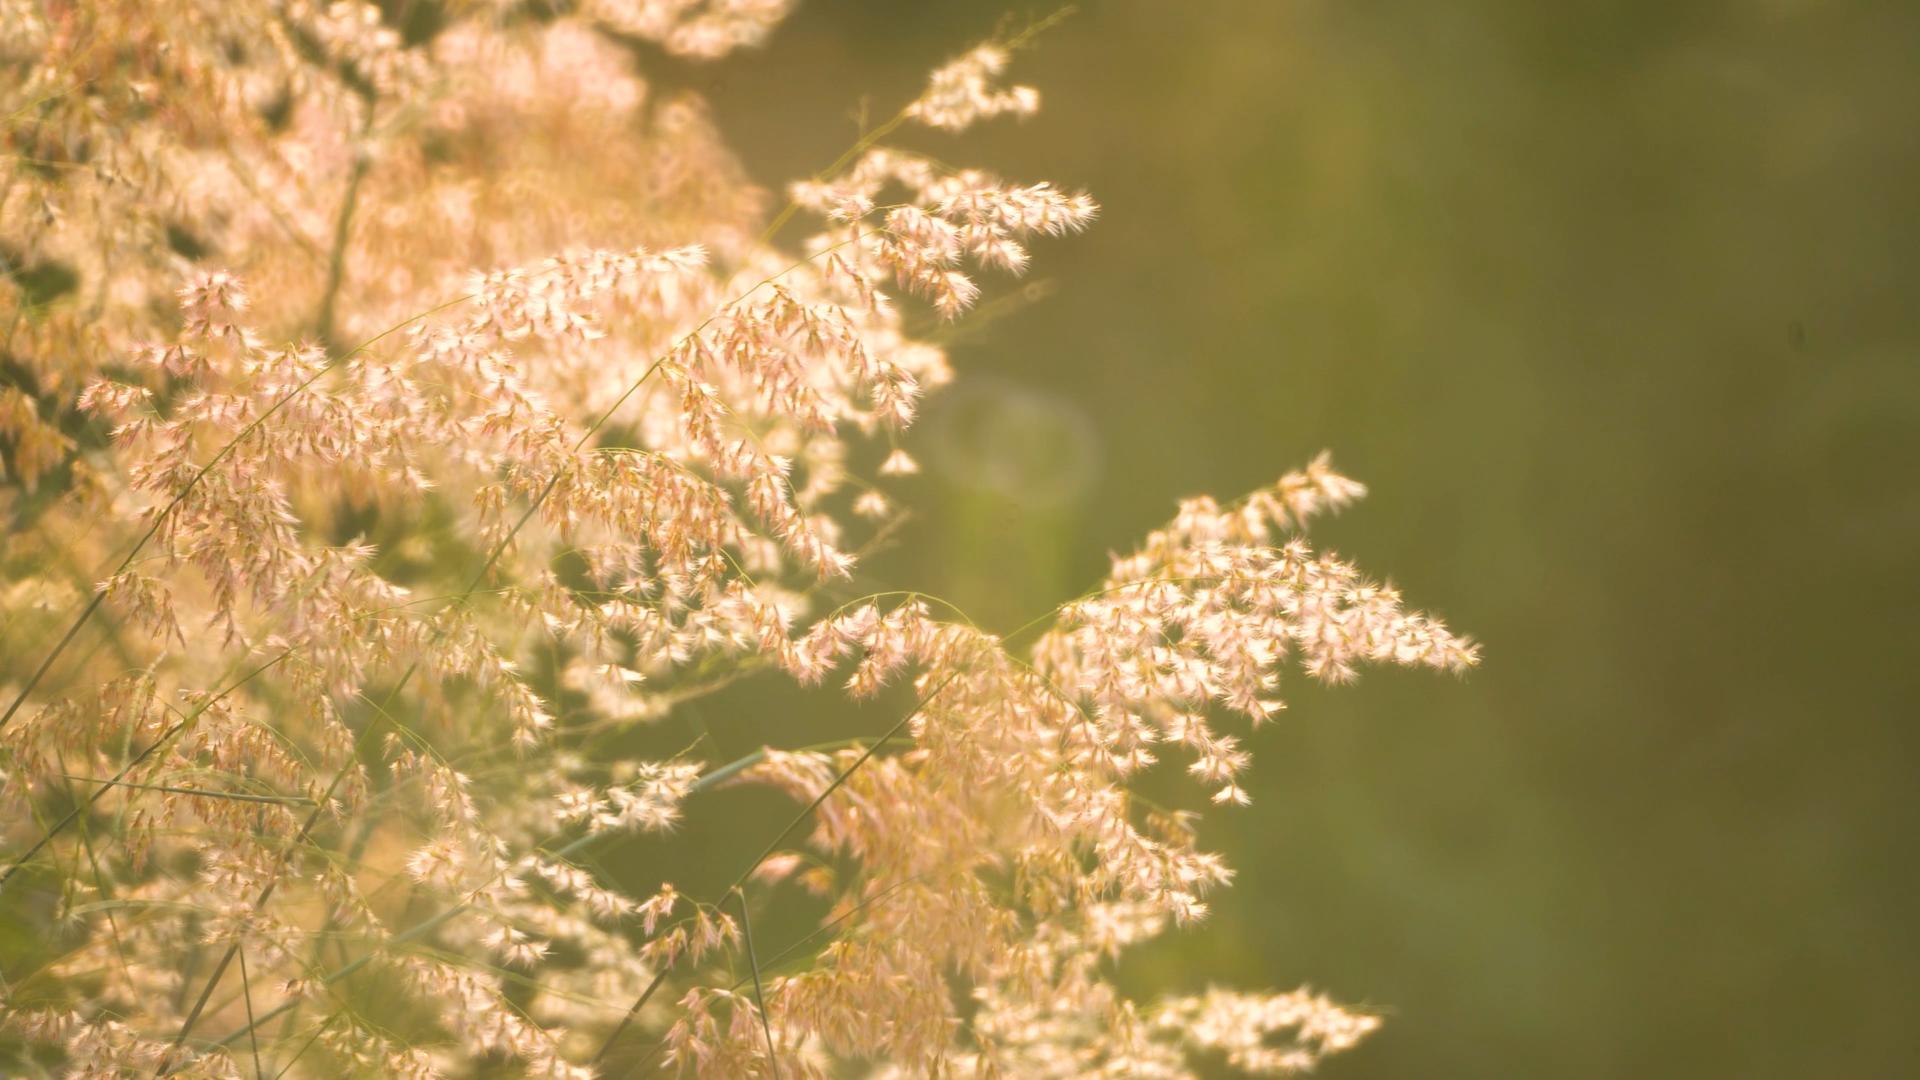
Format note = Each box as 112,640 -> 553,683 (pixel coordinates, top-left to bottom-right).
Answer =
269,1014 -> 331,1080
314,107 -> 374,350
237,946 -> 264,1080
58,776 -> 313,806
734,886 -> 781,1079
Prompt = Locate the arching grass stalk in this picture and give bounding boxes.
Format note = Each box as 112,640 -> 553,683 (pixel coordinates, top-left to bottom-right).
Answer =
4,549 -> 388,892
0,652 -> 291,893
757,4 -> 1078,246
201,705 -> 923,1056
591,672 -> 957,1067
0,295 -> 473,737
157,222 -> 909,1073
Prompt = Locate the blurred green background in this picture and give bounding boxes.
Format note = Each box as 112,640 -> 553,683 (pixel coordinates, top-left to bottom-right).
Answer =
643,2 -> 1920,1076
